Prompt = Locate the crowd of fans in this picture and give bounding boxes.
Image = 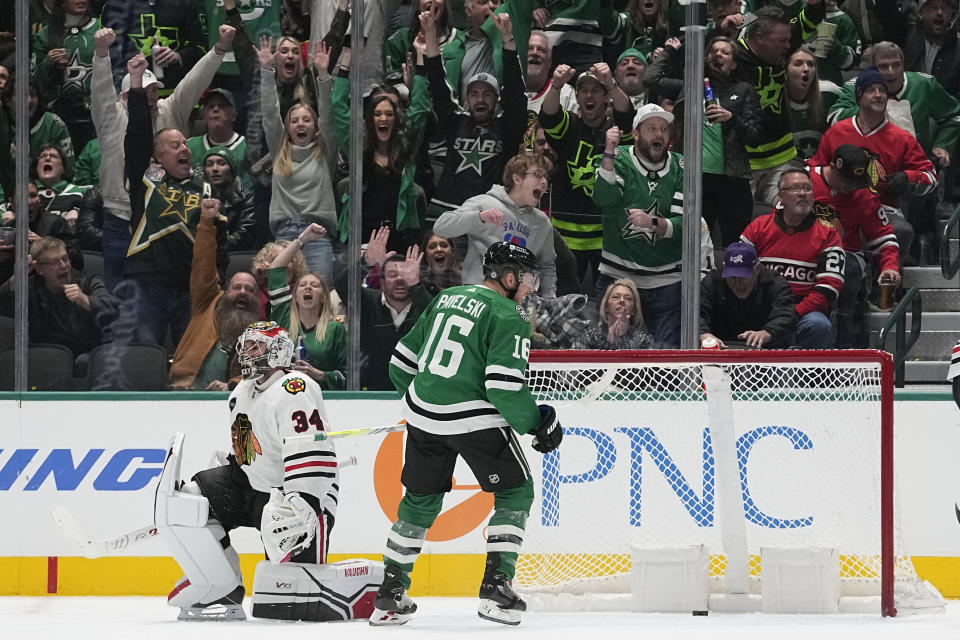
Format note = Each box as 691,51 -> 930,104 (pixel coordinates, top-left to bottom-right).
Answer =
0,0 -> 956,390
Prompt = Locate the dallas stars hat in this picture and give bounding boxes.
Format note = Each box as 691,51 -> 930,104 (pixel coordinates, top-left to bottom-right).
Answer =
465,73 -> 500,96
121,68 -> 164,94
633,103 -> 674,129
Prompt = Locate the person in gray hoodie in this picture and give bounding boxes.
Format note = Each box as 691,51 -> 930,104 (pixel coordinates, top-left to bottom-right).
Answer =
433,152 -> 558,297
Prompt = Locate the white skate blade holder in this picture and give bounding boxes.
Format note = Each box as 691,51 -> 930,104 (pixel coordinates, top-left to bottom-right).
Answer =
478,599 -> 522,625
177,601 -> 246,621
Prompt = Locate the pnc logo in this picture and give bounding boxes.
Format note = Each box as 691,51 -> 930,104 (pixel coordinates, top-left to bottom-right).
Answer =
373,432 -> 493,541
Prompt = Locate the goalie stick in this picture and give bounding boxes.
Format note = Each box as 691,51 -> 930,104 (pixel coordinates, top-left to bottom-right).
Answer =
50,506 -> 159,559
51,457 -> 360,557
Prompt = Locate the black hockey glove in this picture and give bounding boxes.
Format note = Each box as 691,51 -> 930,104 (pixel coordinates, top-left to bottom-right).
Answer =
531,404 -> 563,453
883,172 -> 909,198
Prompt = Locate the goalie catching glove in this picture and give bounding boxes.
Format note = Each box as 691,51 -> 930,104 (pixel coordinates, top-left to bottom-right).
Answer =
261,490 -> 317,564
530,404 -> 563,453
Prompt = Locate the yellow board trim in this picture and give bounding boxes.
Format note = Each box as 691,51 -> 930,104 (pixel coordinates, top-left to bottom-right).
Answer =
3,555 -> 960,599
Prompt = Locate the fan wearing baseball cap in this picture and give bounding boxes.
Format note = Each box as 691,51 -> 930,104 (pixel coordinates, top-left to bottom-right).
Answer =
593,103 -> 685,348
699,241 -> 797,349
538,60 -> 636,292
420,3 -> 528,226
808,144 -> 901,347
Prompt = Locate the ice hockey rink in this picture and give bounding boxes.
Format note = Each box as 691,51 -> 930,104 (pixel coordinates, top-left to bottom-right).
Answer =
3,597 -> 960,640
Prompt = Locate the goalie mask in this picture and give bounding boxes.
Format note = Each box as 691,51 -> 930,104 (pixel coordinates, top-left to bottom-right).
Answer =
482,241 -> 540,298
237,321 -> 295,380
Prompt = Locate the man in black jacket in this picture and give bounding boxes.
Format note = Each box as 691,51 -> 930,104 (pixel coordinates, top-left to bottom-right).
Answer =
0,236 -> 117,374
699,241 -> 796,348
902,0 -> 960,96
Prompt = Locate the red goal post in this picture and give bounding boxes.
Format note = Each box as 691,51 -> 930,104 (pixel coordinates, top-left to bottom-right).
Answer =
519,349 -> 927,616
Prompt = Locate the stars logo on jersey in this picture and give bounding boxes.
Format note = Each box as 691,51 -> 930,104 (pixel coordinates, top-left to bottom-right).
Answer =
621,202 -> 659,244
515,303 -> 530,323
157,184 -> 202,225
126,15 -> 182,57
283,377 -> 306,394
755,70 -> 784,114
453,137 -> 500,175
568,140 -> 599,196
231,413 -> 262,465
62,48 -> 91,93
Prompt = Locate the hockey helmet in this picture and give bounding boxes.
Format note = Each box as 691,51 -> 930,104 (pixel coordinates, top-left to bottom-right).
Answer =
482,241 -> 540,294
237,321 -> 295,380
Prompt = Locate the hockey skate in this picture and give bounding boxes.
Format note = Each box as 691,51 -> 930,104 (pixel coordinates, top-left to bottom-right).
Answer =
369,566 -> 417,626
175,583 -> 246,621
478,570 -> 527,625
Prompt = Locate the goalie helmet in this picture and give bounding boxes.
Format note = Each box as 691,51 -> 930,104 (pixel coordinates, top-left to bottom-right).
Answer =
237,321 -> 295,380
482,241 -> 540,296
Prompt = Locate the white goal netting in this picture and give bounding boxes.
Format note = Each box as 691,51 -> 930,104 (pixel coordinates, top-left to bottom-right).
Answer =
517,350 -> 942,615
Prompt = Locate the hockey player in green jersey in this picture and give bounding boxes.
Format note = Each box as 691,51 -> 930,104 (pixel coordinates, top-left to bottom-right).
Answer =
370,241 -> 563,627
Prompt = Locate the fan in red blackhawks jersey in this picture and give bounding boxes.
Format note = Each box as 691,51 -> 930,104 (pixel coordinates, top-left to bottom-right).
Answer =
740,168 -> 844,348
154,322 -> 377,622
809,145 -> 901,347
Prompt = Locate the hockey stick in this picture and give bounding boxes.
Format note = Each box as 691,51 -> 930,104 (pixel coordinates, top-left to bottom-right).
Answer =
50,505 -> 159,558
954,503 -> 960,526
286,420 -> 408,443
50,455 -> 360,558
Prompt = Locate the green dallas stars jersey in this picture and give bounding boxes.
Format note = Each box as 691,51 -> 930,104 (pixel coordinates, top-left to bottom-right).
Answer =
592,146 -> 685,288
389,284 -> 541,437
202,0 -> 280,76
789,79 -> 840,161
31,17 -> 101,110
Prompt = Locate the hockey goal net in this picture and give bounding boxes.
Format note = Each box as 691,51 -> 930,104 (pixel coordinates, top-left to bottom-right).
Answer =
517,349 -> 940,616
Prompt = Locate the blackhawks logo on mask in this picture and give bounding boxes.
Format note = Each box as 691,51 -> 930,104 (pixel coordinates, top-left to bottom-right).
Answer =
231,413 -> 262,465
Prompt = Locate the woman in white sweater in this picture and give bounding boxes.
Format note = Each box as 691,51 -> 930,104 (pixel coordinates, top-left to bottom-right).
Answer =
255,36 -> 338,285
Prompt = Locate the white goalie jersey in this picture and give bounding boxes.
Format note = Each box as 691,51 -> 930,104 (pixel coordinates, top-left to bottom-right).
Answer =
228,369 -> 339,517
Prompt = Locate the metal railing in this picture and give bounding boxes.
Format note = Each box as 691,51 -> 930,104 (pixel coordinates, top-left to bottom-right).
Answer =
940,201 -> 960,279
877,287 -> 923,387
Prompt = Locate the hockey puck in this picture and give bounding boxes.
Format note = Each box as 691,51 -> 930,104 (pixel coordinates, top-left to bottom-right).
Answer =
692,610 -> 709,616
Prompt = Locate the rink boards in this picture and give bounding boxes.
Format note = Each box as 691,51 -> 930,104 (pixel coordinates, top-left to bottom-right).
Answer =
1,390 -> 959,597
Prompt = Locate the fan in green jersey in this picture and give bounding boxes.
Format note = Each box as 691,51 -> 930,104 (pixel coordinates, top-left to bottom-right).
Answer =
370,241 -> 563,627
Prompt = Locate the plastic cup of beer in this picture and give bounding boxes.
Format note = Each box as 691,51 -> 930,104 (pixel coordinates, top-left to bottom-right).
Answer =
879,277 -> 896,310
814,22 -> 837,58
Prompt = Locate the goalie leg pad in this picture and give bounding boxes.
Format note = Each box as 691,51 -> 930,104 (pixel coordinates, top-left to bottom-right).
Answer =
157,483 -> 243,615
251,559 -> 383,621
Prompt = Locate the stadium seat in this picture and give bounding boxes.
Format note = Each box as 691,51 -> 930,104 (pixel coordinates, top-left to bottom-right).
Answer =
80,250 -> 104,281
86,343 -> 169,391
0,343 -> 77,391
226,250 -> 258,283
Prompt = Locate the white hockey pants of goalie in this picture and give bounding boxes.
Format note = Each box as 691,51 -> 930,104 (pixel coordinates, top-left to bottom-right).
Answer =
155,438 -> 243,610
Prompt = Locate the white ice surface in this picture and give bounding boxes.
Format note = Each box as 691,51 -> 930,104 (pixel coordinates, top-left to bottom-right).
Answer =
2,597 -> 960,640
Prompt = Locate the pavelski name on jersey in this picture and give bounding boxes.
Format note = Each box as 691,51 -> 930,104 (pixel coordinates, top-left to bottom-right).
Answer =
435,293 -> 488,318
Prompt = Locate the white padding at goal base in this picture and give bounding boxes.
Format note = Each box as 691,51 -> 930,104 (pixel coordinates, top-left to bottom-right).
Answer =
760,546 -> 840,614
629,545 -> 708,613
